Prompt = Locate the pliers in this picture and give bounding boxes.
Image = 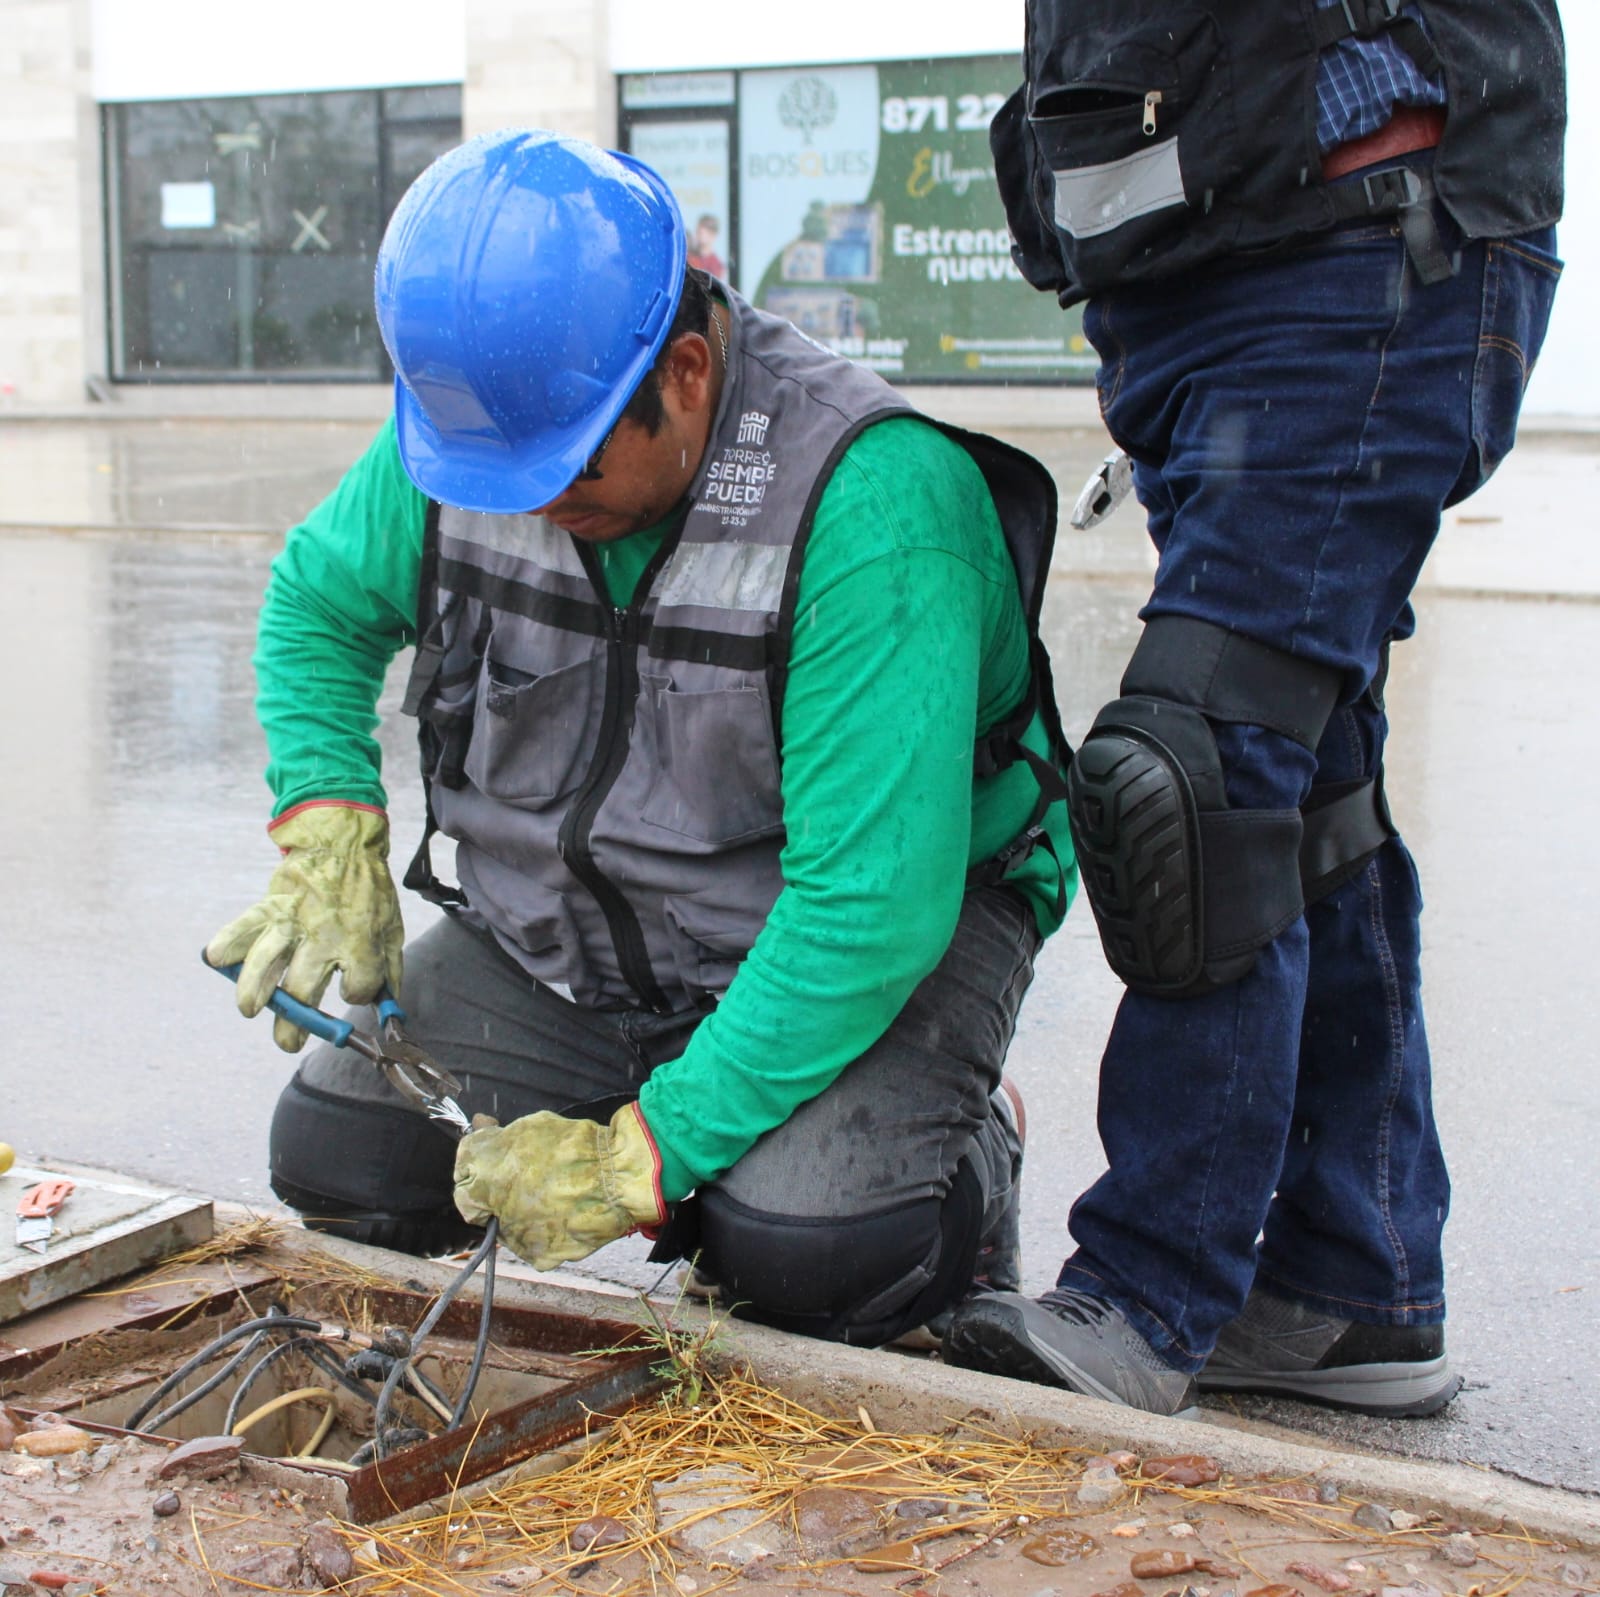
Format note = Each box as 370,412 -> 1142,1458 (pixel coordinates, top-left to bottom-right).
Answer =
206,955 -> 472,1136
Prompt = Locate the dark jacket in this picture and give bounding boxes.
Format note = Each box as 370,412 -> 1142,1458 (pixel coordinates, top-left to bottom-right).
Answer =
993,0 -> 1566,305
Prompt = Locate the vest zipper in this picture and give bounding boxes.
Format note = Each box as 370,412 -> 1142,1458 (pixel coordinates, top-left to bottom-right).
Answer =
557,601 -> 672,1013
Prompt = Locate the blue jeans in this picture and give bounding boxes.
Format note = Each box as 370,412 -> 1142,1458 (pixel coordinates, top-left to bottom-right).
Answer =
1060,205 -> 1561,1372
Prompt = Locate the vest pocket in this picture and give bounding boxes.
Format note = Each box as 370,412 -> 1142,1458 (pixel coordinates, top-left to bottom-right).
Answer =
462,653 -> 600,807
663,894 -> 772,1004
638,677 -> 784,845
1025,12 -> 1237,289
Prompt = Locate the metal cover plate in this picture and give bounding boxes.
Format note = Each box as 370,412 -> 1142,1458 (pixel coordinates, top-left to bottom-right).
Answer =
0,1162 -> 214,1325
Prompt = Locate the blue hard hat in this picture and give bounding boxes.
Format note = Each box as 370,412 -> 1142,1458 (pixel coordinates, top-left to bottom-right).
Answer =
375,129 -> 687,513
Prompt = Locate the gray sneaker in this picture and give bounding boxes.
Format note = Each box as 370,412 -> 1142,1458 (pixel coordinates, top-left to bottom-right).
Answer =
942,1288 -> 1199,1414
1199,1288 -> 1461,1417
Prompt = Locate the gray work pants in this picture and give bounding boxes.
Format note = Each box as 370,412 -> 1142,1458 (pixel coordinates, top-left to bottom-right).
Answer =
269,884 -> 1039,1344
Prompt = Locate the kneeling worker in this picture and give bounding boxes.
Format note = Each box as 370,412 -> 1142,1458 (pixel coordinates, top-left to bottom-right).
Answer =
207,129 -> 1075,1346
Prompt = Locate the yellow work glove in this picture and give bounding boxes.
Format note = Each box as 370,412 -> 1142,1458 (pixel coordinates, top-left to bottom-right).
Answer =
206,802 -> 405,1053
452,1103 -> 667,1271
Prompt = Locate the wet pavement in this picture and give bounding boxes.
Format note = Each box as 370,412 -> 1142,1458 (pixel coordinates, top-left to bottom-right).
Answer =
1,416 -> 1596,1497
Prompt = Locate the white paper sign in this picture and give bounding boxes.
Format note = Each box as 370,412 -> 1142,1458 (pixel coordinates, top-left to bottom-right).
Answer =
160,181 -> 216,229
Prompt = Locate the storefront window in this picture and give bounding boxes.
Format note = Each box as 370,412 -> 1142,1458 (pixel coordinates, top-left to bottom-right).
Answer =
620,57 -> 1092,385
106,86 -> 462,381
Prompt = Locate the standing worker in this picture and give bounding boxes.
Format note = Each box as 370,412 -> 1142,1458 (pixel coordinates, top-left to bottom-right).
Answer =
944,3 -> 1565,1412
207,130 -> 1076,1346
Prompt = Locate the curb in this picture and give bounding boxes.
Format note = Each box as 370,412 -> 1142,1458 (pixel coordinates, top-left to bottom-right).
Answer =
280,1225 -> 1599,1555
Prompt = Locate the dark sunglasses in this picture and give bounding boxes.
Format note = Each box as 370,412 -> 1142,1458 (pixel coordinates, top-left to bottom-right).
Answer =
573,421 -> 620,483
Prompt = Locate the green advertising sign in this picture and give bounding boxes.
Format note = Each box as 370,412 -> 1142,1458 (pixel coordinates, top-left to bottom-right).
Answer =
738,57 -> 1092,383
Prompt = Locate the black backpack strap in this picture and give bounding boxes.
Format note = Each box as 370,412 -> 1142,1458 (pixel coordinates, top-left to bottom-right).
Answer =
1308,0 -> 1442,79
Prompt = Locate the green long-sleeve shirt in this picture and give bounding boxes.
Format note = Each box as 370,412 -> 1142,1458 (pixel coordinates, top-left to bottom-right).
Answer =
256,414 -> 1074,1200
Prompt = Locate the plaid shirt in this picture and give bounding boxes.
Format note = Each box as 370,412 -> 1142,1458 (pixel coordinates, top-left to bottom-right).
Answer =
1315,2 -> 1447,152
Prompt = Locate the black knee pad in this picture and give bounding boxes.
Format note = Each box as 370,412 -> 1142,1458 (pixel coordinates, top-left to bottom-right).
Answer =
696,1159 -> 983,1346
1068,615 -> 1351,998
269,1071 -> 471,1258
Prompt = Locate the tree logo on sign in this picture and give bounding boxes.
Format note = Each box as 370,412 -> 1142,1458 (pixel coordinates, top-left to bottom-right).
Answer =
779,77 -> 838,145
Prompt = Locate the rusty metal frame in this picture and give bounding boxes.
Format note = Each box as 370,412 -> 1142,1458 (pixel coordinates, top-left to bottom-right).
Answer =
0,1277 -> 671,1522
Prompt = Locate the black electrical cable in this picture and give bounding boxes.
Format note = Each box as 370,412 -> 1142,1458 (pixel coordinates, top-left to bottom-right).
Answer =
138,1328 -> 272,1436
372,1219 -> 499,1458
223,1336 -> 327,1436
301,1341 -> 384,1409
447,1225 -> 498,1432
125,1311 -> 323,1433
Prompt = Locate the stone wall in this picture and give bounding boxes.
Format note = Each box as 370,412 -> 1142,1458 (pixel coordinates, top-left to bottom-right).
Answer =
0,0 -> 100,408
463,0 -> 611,145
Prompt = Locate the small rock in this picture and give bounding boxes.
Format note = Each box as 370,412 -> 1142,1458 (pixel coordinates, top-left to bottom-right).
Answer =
570,1516 -> 629,1555
1024,1529 -> 1100,1566
304,1520 -> 355,1585
1143,1455 -> 1223,1487
1285,1560 -> 1352,1591
1264,1482 -> 1321,1504
1555,1561 -> 1589,1585
1168,1522 -> 1198,1539
156,1435 -> 245,1481
1318,1482 -> 1342,1505
1353,1503 -> 1395,1533
13,1427 -> 95,1458
1111,1521 -> 1148,1538
152,1491 -> 181,1518
794,1486 -> 880,1553
226,1545 -> 307,1590
1132,1550 -> 1202,1578
26,1413 -> 67,1431
489,1568 -> 545,1590
893,1497 -> 955,1522
1436,1534 -> 1477,1569
655,1466 -> 791,1565
851,1538 -> 925,1574
1390,1511 -> 1424,1532
1078,1468 -> 1129,1508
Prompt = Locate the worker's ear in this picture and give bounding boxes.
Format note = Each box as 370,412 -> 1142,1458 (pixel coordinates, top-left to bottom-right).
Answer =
661,330 -> 715,416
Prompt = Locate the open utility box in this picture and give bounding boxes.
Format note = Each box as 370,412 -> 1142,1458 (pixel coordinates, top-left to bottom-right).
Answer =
0,1269 -> 670,1522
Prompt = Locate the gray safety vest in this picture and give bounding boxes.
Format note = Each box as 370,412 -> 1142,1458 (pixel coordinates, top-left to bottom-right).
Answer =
402,289 -> 1061,1013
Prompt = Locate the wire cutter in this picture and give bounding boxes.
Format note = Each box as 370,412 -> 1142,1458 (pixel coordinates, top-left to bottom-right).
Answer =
206,955 -> 472,1136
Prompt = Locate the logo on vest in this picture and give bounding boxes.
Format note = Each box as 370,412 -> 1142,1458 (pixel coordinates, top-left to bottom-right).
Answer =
705,431 -> 776,528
